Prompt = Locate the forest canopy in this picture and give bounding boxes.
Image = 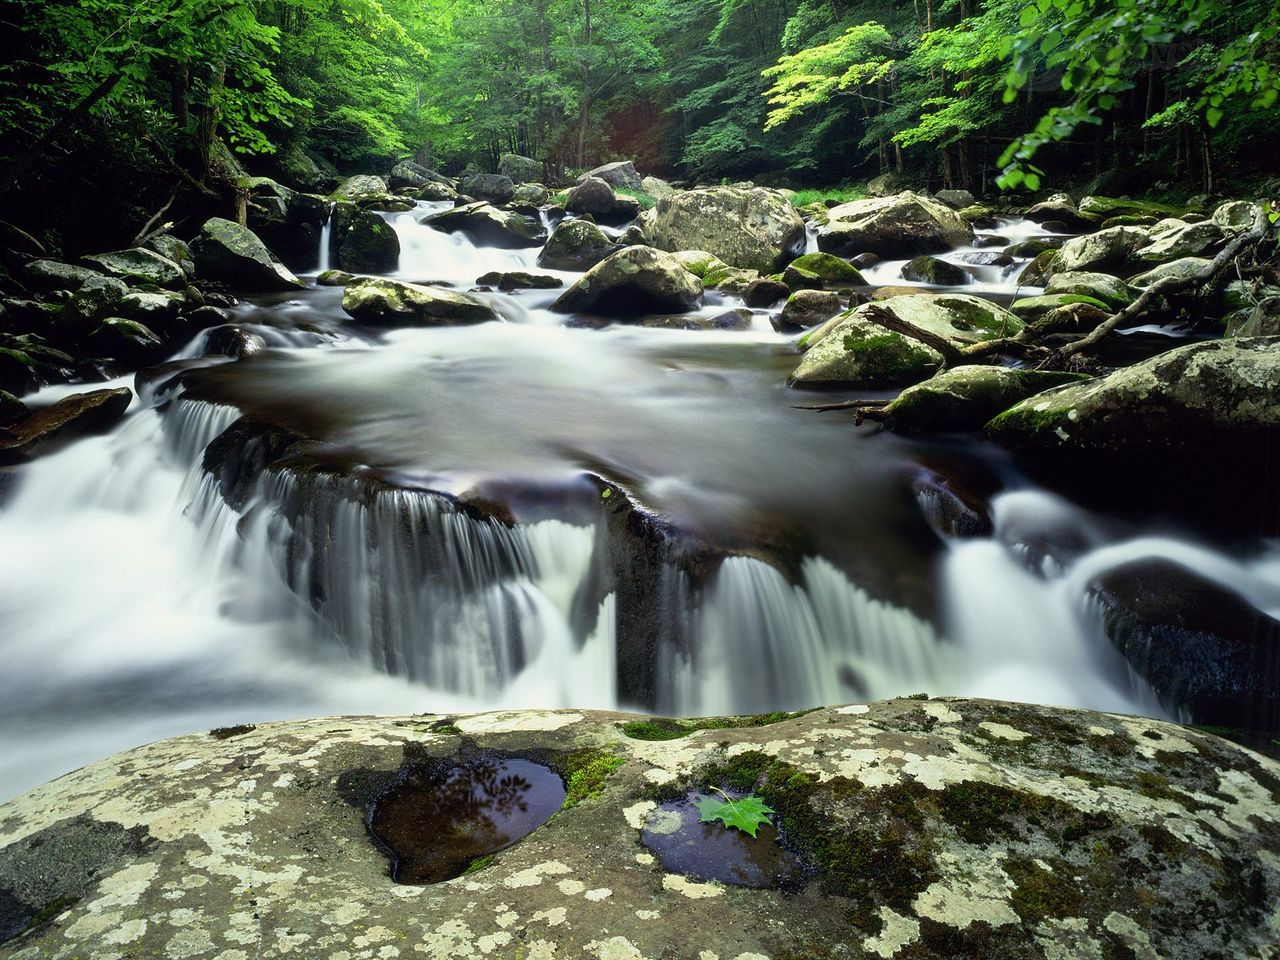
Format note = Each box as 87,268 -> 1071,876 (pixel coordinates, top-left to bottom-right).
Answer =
2,0 -> 1277,248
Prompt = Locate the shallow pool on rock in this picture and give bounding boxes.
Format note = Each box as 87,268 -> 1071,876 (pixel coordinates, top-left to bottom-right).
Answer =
368,756 -> 566,884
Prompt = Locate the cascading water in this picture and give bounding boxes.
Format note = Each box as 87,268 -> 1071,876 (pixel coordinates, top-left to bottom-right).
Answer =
1,202 -> 1274,802
317,202 -> 334,272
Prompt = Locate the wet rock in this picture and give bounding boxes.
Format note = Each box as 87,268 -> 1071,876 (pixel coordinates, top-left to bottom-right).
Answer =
1077,195 -> 1182,221
640,309 -> 751,332
1212,200 -> 1262,233
791,316 -> 943,388
87,318 -> 165,363
538,219 -> 622,271
342,277 -> 499,327
474,270 -> 562,292
424,202 -> 545,249
787,252 -> 865,286
1056,226 -> 1150,273
1126,256 -> 1211,289
886,366 -> 1091,434
640,186 -> 805,272
819,192 -> 973,259
669,250 -> 728,279
336,208 -> 400,273
581,160 -> 642,191
316,269 -> 358,286
776,289 -> 841,332
902,255 -> 968,286
389,161 -> 449,192
190,218 -> 305,292
460,173 -> 516,205
3,702 -> 1276,958
512,183 -> 550,206
1088,559 -> 1280,730
1003,238 -> 1063,258
1134,221 -> 1224,263
1010,293 -> 1110,320
0,390 -> 27,426
910,465 -> 994,538
0,387 -> 131,464
82,248 -> 186,289
781,263 -> 822,291
59,276 -> 129,327
414,180 -> 459,202
119,289 -> 184,334
1024,197 -> 1096,231
334,174 -> 389,200
986,338 -> 1280,530
142,234 -> 195,278
1044,271 -> 1136,310
566,177 -> 620,218
742,277 -> 790,307
24,260 -> 106,293
551,247 -> 702,318
1225,295 -> 1280,337
641,175 -> 675,198
497,154 -> 543,184
934,188 -> 975,210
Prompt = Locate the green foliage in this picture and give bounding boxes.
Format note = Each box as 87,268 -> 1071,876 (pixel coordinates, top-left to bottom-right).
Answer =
697,789 -> 776,837
788,185 -> 865,208
557,749 -> 625,808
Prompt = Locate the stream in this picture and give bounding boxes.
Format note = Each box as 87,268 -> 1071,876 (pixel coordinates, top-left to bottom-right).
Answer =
1,202 -> 1273,800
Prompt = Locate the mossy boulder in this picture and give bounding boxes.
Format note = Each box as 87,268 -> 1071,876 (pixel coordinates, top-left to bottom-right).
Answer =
818,192 -> 973,259
565,177 -> 619,218
537,219 -> 623,271
1056,226 -> 1150,273
190,218 -> 305,292
335,208 -> 400,273
414,181 -> 459,203
1044,271 -> 1136,310
512,183 -> 551,206
334,174 -> 390,201
1225,296 -> 1280,337
142,234 -> 195,277
742,277 -> 790,307
791,316 -> 944,387
425,202 -> 545,249
341,277 -> 498,327
886,366 -> 1091,434
550,246 -> 702,317
87,317 -> 165,362
497,153 -> 543,183
776,289 -> 841,332
1134,220 -> 1225,263
1077,195 -> 1183,220
668,250 -> 728,279
1212,200 -> 1263,233
1010,293 -> 1111,320
24,260 -> 106,293
1127,256 -> 1211,289
901,255 -> 968,286
82,248 -> 185,289
640,186 -> 805,272
460,173 -> 516,205
787,252 -> 865,285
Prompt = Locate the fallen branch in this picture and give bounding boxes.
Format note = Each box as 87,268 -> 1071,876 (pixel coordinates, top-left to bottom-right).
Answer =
792,398 -> 892,412
131,185 -> 179,246
861,303 -> 967,366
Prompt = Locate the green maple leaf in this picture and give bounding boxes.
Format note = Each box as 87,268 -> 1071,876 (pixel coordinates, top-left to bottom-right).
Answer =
697,792 -> 776,838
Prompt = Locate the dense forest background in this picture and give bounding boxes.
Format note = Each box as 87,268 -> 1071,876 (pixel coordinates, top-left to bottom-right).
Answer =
2,0 -> 1277,253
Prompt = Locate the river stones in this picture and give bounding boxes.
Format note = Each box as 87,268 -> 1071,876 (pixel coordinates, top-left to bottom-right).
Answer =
23,260 -> 106,293
1088,558 -> 1280,731
791,316 -> 944,387
0,386 -> 132,464
389,160 -> 451,192
1126,256 -> 1211,289
902,255 -> 968,286
460,172 -> 516,205
1056,225 -> 1151,274
818,192 -> 973,259
2,701 -> 1277,958
743,277 -> 790,307
787,252 -> 865,285
538,219 -> 622,271
424,201 -> 545,249
565,176 -> 620,218
189,218 -> 305,292
581,159 -> 642,191
1044,271 -> 1136,309
82,248 -> 186,288
1134,220 -> 1225,263
776,289 -> 841,332
342,277 -> 498,327
87,317 -> 165,362
335,208 -> 400,273
334,174 -> 389,201
550,246 -> 702,317
640,186 -> 805,272
985,337 -> 1280,530
886,366 -> 1091,434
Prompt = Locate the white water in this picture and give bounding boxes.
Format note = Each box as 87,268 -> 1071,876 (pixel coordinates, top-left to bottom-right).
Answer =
317,203 -> 334,272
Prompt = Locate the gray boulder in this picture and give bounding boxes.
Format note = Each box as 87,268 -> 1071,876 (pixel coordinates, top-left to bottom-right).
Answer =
24,260 -> 106,293
498,154 -> 543,184
82,248 -> 185,288
1056,226 -> 1151,273
334,175 -> 390,200
1044,272 -> 1136,310
424,202 -> 544,249
551,246 -> 702,317
336,209 -> 400,273
791,315 -> 943,387
1134,221 -> 1224,263
934,188 -> 975,210
342,277 -> 498,327
1127,257 -> 1211,289
190,218 -> 305,292
512,183 -> 551,206
640,186 -> 804,272
818,192 -> 973,259
901,255 -> 968,286
566,177 -> 619,217
581,160 -> 641,191
538,219 -> 622,271
776,289 -> 841,332
389,161 -> 450,192
460,173 -> 516,205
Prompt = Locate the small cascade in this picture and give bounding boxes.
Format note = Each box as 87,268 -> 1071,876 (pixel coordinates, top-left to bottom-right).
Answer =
317,203 -> 335,272
803,222 -> 820,255
388,204 -> 538,283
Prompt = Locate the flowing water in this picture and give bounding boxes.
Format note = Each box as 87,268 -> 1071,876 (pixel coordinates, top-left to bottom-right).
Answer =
0,202 -> 1274,800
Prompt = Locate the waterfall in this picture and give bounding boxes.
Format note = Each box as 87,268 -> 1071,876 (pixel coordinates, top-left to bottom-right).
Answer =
318,203 -> 334,272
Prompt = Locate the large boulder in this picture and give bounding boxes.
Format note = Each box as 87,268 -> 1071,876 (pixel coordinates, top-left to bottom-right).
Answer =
901,255 -> 968,286
498,154 -> 543,184
1126,256 -> 1210,289
1044,272 -> 1136,310
389,161 -> 450,192
1023,195 -> 1096,231
786,252 -> 864,285
537,219 -> 622,271
985,338 -> 1280,528
460,173 -> 516,205
82,248 -> 186,288
334,175 -> 390,201
512,183 -> 550,206
1077,196 -> 1182,221
1133,221 -> 1224,263
776,289 -> 841,332
580,160 -> 641,191
551,246 -> 701,317
1088,559 -> 1280,731
934,188 -> 975,210
423,202 -> 544,249
190,218 -> 304,292
24,260 -> 106,293
641,186 -> 805,272
818,193 -> 973,259
792,295 -> 1023,388
0,387 -> 132,464
1212,200 -> 1263,233
566,176 -> 619,218
341,277 -> 498,327
336,209 -> 400,273
641,175 -> 675,198
885,366 -> 1091,434
1056,226 -> 1151,274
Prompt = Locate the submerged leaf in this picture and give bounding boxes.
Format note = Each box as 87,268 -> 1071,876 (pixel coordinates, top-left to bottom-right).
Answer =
697,793 -> 776,838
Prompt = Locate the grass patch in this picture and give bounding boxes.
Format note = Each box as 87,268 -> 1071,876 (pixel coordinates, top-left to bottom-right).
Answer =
556,749 -> 626,808
615,186 -> 657,210
788,184 -> 865,209
620,709 -> 817,741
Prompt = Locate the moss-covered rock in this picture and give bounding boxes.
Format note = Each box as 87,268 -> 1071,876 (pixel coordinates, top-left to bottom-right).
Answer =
668,249 -> 728,279
1077,195 -> 1183,220
776,289 -> 841,332
341,277 -> 498,327
425,201 -> 545,249
1010,293 -> 1111,319
537,219 -> 623,271
1127,256 -> 1211,289
787,252 -> 865,285
23,260 -> 106,293
1134,220 -> 1225,263
189,217 -> 304,292
791,316 -> 944,387
1056,225 -> 1150,273
82,248 -> 185,289
2,701 -> 1276,958
886,366 -> 1091,434
334,174 -> 390,201
640,186 -> 805,272
87,317 -> 165,362
335,208 -> 400,273
901,255 -> 968,286
551,246 -> 702,317
1044,271 -> 1136,309
818,192 -> 973,259
460,173 -> 515,205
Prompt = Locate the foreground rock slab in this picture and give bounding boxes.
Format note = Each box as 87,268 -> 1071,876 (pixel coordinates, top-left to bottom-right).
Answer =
1,700 -> 1277,958
0,387 -> 132,464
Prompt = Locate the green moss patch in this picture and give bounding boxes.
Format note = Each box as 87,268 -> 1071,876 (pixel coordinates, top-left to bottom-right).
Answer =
554,749 -> 626,809
620,709 -> 816,742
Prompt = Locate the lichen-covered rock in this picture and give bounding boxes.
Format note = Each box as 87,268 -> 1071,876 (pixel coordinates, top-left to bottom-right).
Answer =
335,208 -> 400,273
566,176 -> 619,217
787,252 -> 865,285
342,277 -> 498,327
986,338 -> 1280,527
668,250 -> 728,279
1044,271 -> 1136,309
1056,226 -> 1150,273
1127,256 -> 1211,289
551,246 -> 702,317
498,153 -> 543,183
791,316 -> 944,387
460,173 -> 516,205
0,387 -> 132,464
1088,559 -> 1280,730
2,701 -> 1275,959
1010,293 -> 1111,320
1024,196 -> 1096,231
414,181 -> 459,203
82,248 -> 186,288
24,260 -> 106,293
538,219 -> 623,271
581,160 -> 641,191
1077,195 -> 1182,220
1134,220 -> 1224,263
641,186 -> 805,272
1212,200 -> 1262,233
58,276 -> 129,326
776,289 -> 841,332
334,174 -> 390,200
512,183 -> 550,206
934,188 -> 975,210
142,234 -> 195,278
641,175 -> 675,198
189,218 -> 304,292
886,366 -> 1091,434
819,192 -> 973,259
425,202 -> 545,249
1226,295 -> 1280,337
